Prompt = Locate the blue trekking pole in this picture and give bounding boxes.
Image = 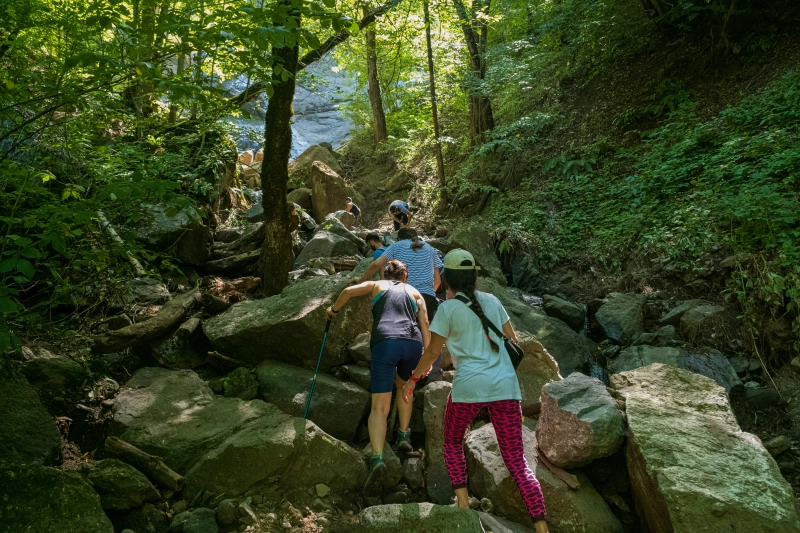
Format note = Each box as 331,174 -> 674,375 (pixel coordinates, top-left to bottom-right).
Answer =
303,318 -> 332,419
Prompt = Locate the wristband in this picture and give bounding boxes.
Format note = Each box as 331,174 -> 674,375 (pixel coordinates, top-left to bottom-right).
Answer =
409,371 -> 420,383
331,307 -> 339,314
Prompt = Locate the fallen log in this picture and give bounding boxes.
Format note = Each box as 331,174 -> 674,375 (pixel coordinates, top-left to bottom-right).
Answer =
104,436 -> 185,492
199,276 -> 260,302
209,223 -> 265,259
176,317 -> 201,338
204,250 -> 260,277
92,290 -> 202,353
201,292 -> 231,313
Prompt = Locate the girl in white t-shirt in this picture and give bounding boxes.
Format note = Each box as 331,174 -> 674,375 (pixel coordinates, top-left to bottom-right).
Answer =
402,249 -> 548,532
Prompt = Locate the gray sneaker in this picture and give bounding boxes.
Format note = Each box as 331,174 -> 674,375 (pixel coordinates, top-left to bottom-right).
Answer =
364,455 -> 386,494
397,429 -> 413,452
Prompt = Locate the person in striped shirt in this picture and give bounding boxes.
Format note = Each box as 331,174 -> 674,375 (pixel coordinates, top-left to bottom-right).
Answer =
359,227 -> 444,381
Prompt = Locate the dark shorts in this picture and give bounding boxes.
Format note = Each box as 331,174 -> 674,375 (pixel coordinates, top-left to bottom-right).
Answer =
370,338 -> 423,393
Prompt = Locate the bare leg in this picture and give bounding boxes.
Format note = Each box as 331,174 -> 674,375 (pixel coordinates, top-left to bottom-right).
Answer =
454,487 -> 469,508
368,392 -> 392,455
395,374 -> 413,432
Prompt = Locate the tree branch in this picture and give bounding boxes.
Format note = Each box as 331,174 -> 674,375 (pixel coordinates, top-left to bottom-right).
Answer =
227,0 -> 404,107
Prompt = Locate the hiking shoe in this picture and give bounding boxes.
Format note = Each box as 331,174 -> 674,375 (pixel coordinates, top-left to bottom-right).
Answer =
397,429 -> 413,452
364,455 -> 386,494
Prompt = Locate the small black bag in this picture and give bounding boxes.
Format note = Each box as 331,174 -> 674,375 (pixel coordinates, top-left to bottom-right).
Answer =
455,295 -> 525,369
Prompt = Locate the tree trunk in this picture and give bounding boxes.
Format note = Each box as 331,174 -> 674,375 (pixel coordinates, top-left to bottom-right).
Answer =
364,6 -> 387,146
259,42 -> 299,295
424,0 -> 446,212
453,0 -> 495,143
168,52 -> 185,124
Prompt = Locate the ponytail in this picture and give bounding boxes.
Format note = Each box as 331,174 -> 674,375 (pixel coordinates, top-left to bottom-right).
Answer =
443,268 -> 499,352
397,227 -> 424,251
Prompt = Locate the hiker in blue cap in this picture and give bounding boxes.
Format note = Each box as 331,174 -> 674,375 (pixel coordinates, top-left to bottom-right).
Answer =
389,199 -> 412,230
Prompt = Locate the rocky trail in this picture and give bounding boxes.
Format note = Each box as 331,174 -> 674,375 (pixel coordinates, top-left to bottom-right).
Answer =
3,143 -> 800,533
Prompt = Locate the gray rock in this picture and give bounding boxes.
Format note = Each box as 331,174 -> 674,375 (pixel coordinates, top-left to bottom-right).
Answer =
135,329 -> 206,370
222,367 -> 259,400
170,510 -> 193,531
448,227 -> 506,287
730,356 -> 749,375
465,424 -> 622,531
543,295 -> 586,332
294,230 -> 360,267
510,256 -> 544,294
765,436 -> 792,457
745,386 -> 782,409
204,249 -> 259,277
358,503 -> 484,532
659,299 -> 705,327
0,464 -> 113,533
477,278 -> 591,376
348,332 -> 372,364
477,512 -> 534,533
255,360 -> 369,442
203,271 -> 372,372
315,218 -> 367,252
330,210 -> 356,229
595,293 -> 646,344
139,204 -> 209,267
0,360 -> 61,465
610,363 -> 800,532
632,332 -> 657,345
183,507 -> 218,533
288,188 -> 313,211
537,374 -> 624,468
124,277 -> 171,305
403,457 -> 425,490
363,442 -> 403,488
245,202 -> 263,222
609,346 -> 742,393
20,351 -> 88,413
184,402 -> 367,499
423,381 -> 453,504
341,364 -> 371,390
311,162 -> 357,223
79,459 -> 160,510
515,332 -> 562,412
238,498 -> 257,525
680,303 -> 725,331
214,227 -> 245,243
117,502 -> 169,533
289,144 -> 343,189
653,324 -> 676,346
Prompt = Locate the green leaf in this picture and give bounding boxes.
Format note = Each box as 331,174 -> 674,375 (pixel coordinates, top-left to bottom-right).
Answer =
0,256 -> 18,273
0,297 -> 17,314
16,259 -> 34,278
20,247 -> 41,259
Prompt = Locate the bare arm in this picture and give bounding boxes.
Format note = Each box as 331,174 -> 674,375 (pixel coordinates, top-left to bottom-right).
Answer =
433,267 -> 441,291
358,255 -> 388,283
415,293 -> 430,349
502,319 -> 518,343
326,281 -> 376,318
402,333 -> 446,403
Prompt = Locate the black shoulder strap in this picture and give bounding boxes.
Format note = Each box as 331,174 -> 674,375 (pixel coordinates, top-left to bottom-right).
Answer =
454,295 -> 505,339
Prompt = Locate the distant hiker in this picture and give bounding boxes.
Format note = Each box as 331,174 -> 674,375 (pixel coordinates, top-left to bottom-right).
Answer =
402,249 -> 549,533
388,200 -> 412,230
359,227 -> 444,381
327,260 -> 430,493
366,232 -> 387,261
346,197 -> 361,226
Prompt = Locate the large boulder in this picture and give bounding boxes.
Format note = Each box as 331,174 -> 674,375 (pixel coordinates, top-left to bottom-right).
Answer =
465,424 -> 623,532
288,187 -> 313,211
543,295 -> 585,332
294,230 -> 360,267
20,351 -> 89,413
123,277 -> 171,305
0,361 -> 62,465
595,293 -> 646,345
0,464 -> 114,533
658,299 -> 705,327
359,503 -> 484,532
608,346 -> 742,393
203,271 -> 372,372
610,364 -> 800,532
316,218 -> 367,252
221,366 -> 259,400
78,459 -> 160,510
478,278 -> 591,376
108,367 -> 367,499
511,256 -> 545,294
311,162 -> 356,223
679,303 -> 725,332
537,373 -> 624,468
184,402 -> 367,500
254,360 -> 369,442
423,381 -> 453,504
329,209 -> 356,229
515,332 -> 561,412
138,204 -> 209,267
288,144 -> 343,188
447,227 -> 506,287
134,329 -> 206,370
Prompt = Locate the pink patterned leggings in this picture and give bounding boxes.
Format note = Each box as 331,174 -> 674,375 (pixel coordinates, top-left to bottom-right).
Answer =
443,396 -> 547,522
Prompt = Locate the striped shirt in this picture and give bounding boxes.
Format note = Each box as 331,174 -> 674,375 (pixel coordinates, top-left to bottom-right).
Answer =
382,239 -> 443,296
